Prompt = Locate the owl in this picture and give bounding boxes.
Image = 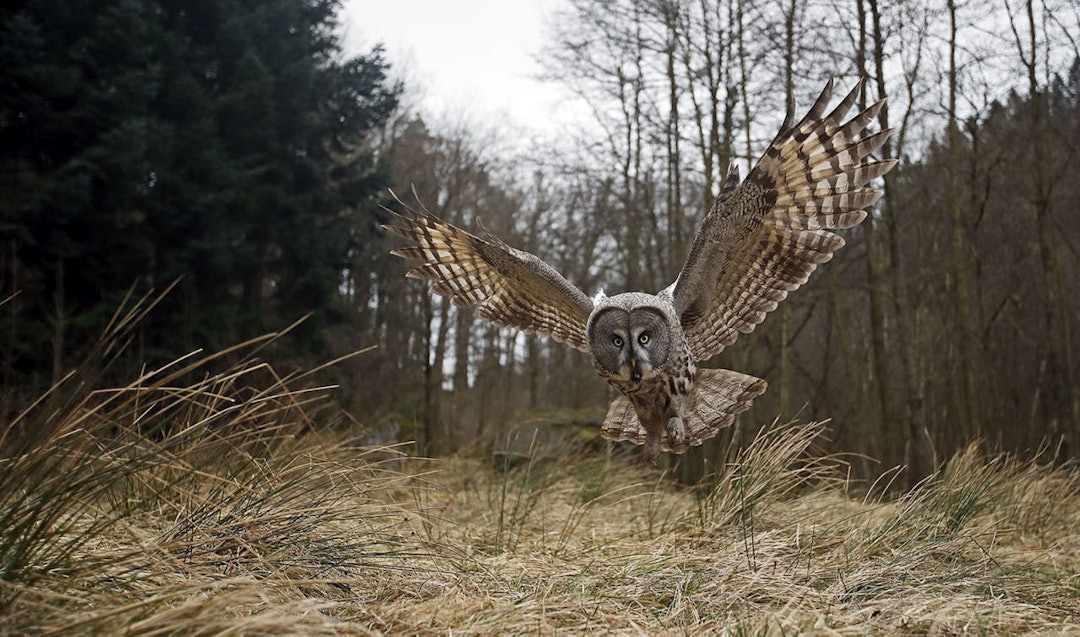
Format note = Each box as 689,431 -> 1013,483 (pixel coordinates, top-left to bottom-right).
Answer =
384,79 -> 895,463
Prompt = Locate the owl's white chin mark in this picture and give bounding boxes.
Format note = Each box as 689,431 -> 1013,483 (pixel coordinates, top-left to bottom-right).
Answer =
615,363 -> 652,383
666,416 -> 687,452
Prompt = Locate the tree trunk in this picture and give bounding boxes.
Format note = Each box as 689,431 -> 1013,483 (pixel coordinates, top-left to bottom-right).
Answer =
854,0 -> 894,471
1014,0 -> 1075,449
946,0 -> 981,444
51,260 -> 65,383
869,0 -> 924,482
429,297 -> 452,453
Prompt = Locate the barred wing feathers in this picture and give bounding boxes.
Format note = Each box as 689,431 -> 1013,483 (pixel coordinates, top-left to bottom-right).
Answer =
672,79 -> 897,361
383,204 -> 594,352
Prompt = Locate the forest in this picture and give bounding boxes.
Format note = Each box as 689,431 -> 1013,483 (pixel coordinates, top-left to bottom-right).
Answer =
2,0 -> 1079,482
3,0 -> 1080,633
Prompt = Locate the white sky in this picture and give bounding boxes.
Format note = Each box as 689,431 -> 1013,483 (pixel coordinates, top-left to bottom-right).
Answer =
339,0 -> 581,136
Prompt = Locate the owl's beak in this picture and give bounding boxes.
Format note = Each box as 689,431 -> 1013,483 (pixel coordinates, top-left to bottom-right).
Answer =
629,357 -> 642,382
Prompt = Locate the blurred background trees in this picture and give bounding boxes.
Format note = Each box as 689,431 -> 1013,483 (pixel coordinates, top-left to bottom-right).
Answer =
1,0 -> 1077,483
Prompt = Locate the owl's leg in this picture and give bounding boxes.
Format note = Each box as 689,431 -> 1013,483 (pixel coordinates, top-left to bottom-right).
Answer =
666,416 -> 688,453
643,431 -> 661,465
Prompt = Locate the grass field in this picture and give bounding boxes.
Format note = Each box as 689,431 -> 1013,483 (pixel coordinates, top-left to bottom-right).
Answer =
2,341 -> 1078,634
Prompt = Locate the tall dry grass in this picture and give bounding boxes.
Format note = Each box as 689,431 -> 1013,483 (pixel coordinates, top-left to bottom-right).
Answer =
2,294 -> 1078,633
0,291 -> 425,634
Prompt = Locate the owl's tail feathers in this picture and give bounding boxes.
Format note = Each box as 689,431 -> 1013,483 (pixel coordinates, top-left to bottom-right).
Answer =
600,369 -> 767,454
685,369 -> 768,446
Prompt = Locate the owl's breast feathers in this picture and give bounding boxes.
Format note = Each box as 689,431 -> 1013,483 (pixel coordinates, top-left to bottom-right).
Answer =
605,351 -> 697,432
609,373 -> 669,397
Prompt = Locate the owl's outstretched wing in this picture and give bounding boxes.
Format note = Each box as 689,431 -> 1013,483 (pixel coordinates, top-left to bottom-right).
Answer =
672,79 -> 896,361
383,198 -> 594,352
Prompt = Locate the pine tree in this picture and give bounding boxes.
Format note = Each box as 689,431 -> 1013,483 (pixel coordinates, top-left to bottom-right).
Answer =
0,0 -> 399,394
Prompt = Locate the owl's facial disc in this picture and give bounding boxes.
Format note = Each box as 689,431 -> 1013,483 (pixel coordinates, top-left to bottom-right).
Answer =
587,305 -> 670,383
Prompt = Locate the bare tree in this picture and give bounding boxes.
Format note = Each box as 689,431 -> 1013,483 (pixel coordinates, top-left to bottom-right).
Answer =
1005,0 -> 1077,446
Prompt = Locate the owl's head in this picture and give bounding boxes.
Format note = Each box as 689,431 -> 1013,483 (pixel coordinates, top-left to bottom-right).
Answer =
586,293 -> 671,383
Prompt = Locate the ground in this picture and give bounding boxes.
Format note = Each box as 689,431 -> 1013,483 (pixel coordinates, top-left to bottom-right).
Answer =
3,405 -> 1078,635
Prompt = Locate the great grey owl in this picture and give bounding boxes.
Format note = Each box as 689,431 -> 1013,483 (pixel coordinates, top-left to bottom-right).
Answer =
384,79 -> 896,463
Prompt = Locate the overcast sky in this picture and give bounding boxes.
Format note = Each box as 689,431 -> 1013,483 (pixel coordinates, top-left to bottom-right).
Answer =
339,0 -> 581,136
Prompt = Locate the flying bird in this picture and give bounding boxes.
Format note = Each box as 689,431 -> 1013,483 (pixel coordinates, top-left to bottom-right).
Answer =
384,79 -> 896,463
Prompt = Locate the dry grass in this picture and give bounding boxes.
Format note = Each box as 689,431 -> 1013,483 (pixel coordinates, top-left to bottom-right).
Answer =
2,304 -> 1078,634
5,413 -> 1078,636
389,430 -> 1080,635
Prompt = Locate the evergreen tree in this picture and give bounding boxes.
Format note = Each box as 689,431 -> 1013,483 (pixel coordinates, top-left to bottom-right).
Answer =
0,0 -> 399,393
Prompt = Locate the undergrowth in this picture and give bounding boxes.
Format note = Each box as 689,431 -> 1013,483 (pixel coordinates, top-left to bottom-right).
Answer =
2,293 -> 1078,633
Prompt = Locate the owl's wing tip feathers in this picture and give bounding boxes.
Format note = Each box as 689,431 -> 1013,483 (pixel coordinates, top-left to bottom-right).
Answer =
383,191 -> 595,352
671,77 -> 895,362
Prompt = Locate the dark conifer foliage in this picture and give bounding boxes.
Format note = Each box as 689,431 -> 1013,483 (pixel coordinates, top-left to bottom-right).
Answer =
0,0 -> 399,390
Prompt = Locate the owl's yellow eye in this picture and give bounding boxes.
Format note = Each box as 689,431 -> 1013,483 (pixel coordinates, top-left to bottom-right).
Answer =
612,335 -> 624,348
638,333 -> 650,345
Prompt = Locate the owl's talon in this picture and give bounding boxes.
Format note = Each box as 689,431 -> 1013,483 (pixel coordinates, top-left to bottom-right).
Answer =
666,416 -> 687,453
